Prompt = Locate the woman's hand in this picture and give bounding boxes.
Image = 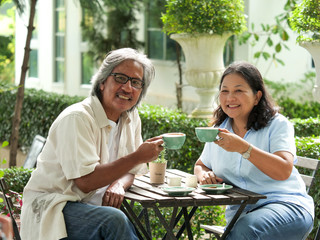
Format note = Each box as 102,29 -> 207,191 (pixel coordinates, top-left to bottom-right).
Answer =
214,128 -> 249,154
194,159 -> 223,185
199,170 -> 223,184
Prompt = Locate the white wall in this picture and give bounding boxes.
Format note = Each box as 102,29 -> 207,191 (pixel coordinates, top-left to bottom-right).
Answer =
236,0 -> 313,85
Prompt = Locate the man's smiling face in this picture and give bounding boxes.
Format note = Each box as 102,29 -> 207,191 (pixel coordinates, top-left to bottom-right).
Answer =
99,60 -> 144,121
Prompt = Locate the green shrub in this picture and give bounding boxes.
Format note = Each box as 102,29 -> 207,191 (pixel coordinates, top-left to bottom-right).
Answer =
292,118 -> 320,137
161,0 -> 246,35
131,202 -> 226,239
278,97 -> 320,119
0,88 -> 84,149
2,167 -> 33,193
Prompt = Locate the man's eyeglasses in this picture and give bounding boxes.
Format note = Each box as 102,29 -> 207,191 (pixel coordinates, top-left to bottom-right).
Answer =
109,73 -> 144,89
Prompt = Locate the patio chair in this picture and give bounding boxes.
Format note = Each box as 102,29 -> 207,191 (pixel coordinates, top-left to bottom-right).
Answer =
200,155 -> 320,240
0,178 -> 21,240
23,135 -> 46,169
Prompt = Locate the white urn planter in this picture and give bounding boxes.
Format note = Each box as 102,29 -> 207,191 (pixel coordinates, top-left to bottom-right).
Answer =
171,33 -> 231,118
300,41 -> 320,103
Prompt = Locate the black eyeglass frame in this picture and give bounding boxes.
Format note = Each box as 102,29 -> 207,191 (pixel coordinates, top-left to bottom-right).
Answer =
109,73 -> 144,89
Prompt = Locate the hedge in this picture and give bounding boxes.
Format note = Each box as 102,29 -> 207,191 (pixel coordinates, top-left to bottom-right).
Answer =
277,97 -> 320,119
291,117 -> 320,137
1,89 -> 319,153
0,89 -> 85,149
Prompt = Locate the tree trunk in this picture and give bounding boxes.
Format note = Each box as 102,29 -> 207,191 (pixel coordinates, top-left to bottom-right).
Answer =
175,42 -> 183,110
9,0 -> 37,167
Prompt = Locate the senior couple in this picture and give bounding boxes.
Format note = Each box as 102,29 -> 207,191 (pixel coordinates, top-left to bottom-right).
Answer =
20,48 -> 314,240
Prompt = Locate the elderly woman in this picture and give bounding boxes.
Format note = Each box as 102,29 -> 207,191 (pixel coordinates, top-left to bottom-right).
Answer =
194,62 -> 314,240
20,48 -> 164,240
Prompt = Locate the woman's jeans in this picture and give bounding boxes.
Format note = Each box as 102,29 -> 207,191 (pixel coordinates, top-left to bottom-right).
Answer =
226,202 -> 313,240
61,201 -> 138,240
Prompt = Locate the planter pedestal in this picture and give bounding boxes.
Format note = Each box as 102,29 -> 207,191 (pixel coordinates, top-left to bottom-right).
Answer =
300,41 -> 320,103
171,33 -> 231,118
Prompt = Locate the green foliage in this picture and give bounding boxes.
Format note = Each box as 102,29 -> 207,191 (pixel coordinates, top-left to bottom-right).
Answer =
0,141 -> 8,178
1,166 -> 33,193
0,80 -> 17,93
289,0 -> 320,42
0,88 -> 84,149
0,36 -> 15,83
161,0 -> 247,35
277,97 -> 320,119
291,118 -> 320,137
153,148 -> 167,163
296,137 -> 320,159
0,166 -> 32,219
131,202 -> 226,239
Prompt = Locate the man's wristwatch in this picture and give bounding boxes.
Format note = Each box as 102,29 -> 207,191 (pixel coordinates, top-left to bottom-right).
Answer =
242,144 -> 253,159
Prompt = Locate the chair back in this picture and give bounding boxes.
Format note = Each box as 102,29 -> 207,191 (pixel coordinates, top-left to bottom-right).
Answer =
23,135 -> 46,169
295,156 -> 320,193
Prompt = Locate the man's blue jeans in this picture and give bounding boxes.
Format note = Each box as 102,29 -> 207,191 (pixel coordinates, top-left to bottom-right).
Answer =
61,201 -> 138,240
226,202 -> 313,240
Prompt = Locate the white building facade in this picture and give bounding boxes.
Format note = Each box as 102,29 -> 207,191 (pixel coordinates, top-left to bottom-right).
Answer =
15,0 -> 315,114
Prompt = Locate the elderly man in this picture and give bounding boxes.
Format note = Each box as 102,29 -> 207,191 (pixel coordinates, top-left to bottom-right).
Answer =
20,48 -> 164,240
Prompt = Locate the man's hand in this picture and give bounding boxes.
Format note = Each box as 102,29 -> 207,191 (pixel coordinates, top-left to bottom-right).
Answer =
135,136 -> 164,163
102,181 -> 126,208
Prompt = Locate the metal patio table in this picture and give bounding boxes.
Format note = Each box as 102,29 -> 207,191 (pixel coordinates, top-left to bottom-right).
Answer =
121,169 -> 266,240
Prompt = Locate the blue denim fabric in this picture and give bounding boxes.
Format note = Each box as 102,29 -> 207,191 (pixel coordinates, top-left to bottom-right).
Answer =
226,202 -> 313,240
61,201 -> 138,240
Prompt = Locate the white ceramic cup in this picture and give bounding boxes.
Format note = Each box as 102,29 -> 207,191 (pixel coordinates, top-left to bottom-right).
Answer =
167,176 -> 182,186
185,175 -> 198,188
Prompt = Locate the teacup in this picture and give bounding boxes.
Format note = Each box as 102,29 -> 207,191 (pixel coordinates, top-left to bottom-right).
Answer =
167,176 -> 182,186
162,132 -> 186,150
195,127 -> 220,142
185,175 -> 198,188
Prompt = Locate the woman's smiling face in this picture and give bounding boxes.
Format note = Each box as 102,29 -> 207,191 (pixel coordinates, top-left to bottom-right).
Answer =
219,73 -> 262,122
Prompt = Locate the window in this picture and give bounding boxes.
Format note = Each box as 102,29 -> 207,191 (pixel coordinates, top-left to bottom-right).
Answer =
29,49 -> 38,78
145,0 -> 180,61
54,0 -> 65,83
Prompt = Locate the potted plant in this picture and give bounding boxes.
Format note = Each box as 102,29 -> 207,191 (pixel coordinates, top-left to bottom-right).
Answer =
149,149 -> 167,185
161,0 -> 247,118
289,0 -> 320,102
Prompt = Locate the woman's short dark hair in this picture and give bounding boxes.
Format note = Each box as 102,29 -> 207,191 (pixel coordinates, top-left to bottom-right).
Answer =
90,48 -> 155,111
213,61 -> 278,130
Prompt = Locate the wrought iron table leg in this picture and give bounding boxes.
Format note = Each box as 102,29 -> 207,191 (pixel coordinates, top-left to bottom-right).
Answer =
121,200 -> 152,240
221,200 -> 248,240
153,206 -> 177,239
175,206 -> 197,239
